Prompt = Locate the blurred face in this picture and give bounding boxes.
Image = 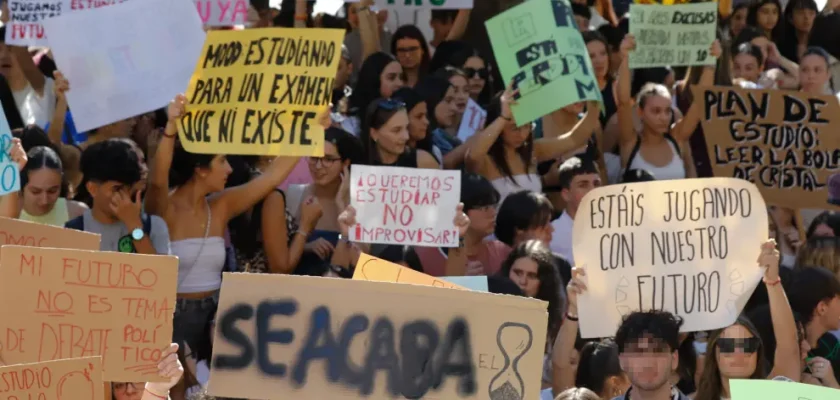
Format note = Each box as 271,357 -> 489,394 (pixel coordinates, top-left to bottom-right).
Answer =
372,110 -> 410,158
730,7 -> 748,37
0,43 -> 13,77
308,142 -> 344,186
812,223 -> 836,237
799,54 -> 830,93
463,56 -> 487,99
395,38 -> 423,70
562,173 -> 602,212
113,382 -> 144,400
792,7 -> 817,34
449,75 -> 469,113
715,325 -> 759,379
198,155 -> 232,193
407,102 -> 429,142
587,40 -> 609,80
620,337 -> 677,391
380,61 -> 405,99
23,168 -> 62,216
501,121 -> 532,150
733,53 -> 762,83
639,95 -> 673,135
757,3 -> 780,32
466,204 -> 496,237
434,86 -> 459,128
509,257 -> 540,297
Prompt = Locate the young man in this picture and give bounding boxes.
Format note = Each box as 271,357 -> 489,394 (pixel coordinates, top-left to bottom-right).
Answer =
613,311 -> 689,400
65,139 -> 169,255
789,267 -> 840,381
549,157 -> 602,265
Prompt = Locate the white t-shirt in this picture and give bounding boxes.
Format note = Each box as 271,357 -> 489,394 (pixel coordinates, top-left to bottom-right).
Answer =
550,211 -> 575,265
12,78 -> 55,128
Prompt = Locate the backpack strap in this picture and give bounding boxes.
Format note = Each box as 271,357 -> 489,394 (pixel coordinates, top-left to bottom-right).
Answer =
626,137 -> 642,169
65,215 -> 84,231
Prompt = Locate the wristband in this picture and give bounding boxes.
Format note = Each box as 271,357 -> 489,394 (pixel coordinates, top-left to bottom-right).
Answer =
144,385 -> 168,399
565,313 -> 579,322
294,14 -> 308,21
763,276 -> 782,286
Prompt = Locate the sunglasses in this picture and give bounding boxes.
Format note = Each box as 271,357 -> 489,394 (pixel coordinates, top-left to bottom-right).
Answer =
463,67 -> 489,80
376,98 -> 406,111
717,337 -> 760,354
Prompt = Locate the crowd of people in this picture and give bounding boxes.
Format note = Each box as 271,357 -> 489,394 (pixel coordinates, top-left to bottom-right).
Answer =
0,0 -> 839,399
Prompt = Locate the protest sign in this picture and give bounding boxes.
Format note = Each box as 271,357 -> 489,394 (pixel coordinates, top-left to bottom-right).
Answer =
43,0 -> 205,133
0,106 -> 20,196
456,98 -> 487,142
730,378 -> 840,399
6,0 -> 129,47
634,0 -> 712,5
485,0 -> 602,125
628,3 -> 717,69
573,178 -> 767,338
345,0 -> 474,10
0,246 -> 178,382
208,272 -> 547,399
349,165 -> 461,247
179,28 -> 343,156
695,86 -> 840,209
195,0 -> 248,26
443,276 -> 489,292
0,217 -> 100,250
0,357 -> 104,400
353,252 -> 470,290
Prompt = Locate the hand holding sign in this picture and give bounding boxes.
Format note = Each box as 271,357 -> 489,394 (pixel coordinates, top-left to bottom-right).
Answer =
709,39 -> 722,61
807,356 -> 839,388
9,138 -> 26,171
621,34 -> 636,59
567,267 -> 587,312
54,71 -> 70,102
758,239 -> 780,281
168,94 -> 187,122
145,343 -> 184,397
501,81 -> 518,116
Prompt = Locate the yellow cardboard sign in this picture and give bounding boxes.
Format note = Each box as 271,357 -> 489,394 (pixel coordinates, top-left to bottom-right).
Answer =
353,252 -> 469,290
179,27 -> 343,156
0,357 -> 104,400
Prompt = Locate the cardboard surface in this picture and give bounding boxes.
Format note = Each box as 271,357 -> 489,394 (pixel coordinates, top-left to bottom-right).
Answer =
0,356 -> 104,400
208,273 -> 548,399
0,217 -> 100,250
352,252 -> 469,290
0,246 -> 177,382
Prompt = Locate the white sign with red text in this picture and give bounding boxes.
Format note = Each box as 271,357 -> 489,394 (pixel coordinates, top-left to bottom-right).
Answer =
194,0 -> 248,26
457,97 -> 487,142
349,165 -> 461,247
6,0 -> 129,47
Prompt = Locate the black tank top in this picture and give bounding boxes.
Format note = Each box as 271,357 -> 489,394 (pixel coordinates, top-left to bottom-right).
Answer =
372,147 -> 418,168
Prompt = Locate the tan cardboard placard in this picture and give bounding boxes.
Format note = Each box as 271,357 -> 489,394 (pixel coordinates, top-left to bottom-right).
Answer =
0,356 -> 104,400
694,86 -> 840,209
0,246 -> 177,382
208,273 -> 548,399
0,217 -> 100,250
573,178 -> 768,338
352,252 -> 469,290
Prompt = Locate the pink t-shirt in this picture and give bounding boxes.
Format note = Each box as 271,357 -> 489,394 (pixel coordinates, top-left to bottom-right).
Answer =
414,240 -> 509,277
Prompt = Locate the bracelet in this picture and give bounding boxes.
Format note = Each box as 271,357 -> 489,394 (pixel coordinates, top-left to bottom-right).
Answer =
296,230 -> 309,238
500,114 -> 512,121
763,276 -> 782,286
161,130 -> 176,138
294,14 -> 308,21
144,385 -> 168,399
565,313 -> 579,322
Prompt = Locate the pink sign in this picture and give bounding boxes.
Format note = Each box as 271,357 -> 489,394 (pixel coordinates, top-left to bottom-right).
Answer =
194,0 -> 248,26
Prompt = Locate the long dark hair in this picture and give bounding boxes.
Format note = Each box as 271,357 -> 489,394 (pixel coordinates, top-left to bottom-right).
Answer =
747,0 -> 784,42
448,43 -> 493,106
391,24 -> 431,76
169,142 -> 216,188
695,316 -> 767,400
575,339 -> 623,396
392,86 -> 436,162
778,0 -> 818,62
0,73 -> 23,130
485,92 -> 534,184
415,75 -> 452,134
21,146 -> 69,198
359,98 -> 407,165
349,52 -> 398,117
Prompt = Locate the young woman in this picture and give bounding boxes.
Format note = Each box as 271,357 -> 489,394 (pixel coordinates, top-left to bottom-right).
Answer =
145,94 -> 300,397
616,35 -> 721,180
359,97 -> 439,169
448,45 -> 493,106
794,237 -> 840,278
433,67 -> 470,148
391,86 -> 443,164
416,75 -> 466,168
344,52 -> 405,135
798,46 -> 833,94
466,84 -> 599,204
781,0 -> 820,63
574,340 -> 629,399
17,146 -> 87,226
724,2 -> 749,41
390,25 -> 430,87
733,27 -> 801,89
583,31 -> 617,128
747,0 -> 783,41
807,211 -> 840,238
732,42 -> 769,88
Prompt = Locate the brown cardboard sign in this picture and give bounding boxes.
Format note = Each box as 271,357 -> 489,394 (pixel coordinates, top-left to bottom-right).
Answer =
0,217 -> 100,250
0,246 -> 177,382
208,273 -> 548,399
0,356 -> 104,400
694,86 -> 840,209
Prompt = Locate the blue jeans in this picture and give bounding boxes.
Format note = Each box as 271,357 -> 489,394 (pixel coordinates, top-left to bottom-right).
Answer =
172,292 -> 219,362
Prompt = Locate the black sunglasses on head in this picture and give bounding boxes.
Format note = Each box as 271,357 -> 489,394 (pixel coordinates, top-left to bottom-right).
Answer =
464,67 -> 489,79
717,337 -> 760,354
376,98 -> 406,111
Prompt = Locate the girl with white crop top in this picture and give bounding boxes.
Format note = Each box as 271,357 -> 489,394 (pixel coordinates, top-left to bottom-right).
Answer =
615,35 -> 721,181
145,94 -> 305,397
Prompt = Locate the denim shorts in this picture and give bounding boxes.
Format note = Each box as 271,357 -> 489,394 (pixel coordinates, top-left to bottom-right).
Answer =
172,292 -> 219,361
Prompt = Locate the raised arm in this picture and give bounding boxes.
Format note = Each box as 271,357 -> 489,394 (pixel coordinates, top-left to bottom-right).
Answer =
445,9 -> 471,41
762,240 -> 801,382
0,138 -> 27,218
294,0 -> 307,28
9,46 -> 45,94
671,40 -> 720,142
46,71 -> 69,146
145,96 -> 182,219
357,0 -> 380,62
552,267 -> 586,395
533,101 -> 600,162
616,34 -> 637,147
465,84 -> 515,173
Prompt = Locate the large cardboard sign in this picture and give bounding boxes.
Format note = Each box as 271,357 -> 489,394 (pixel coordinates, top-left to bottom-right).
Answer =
730,378 -> 840,399
0,111 -> 20,195
349,165 -> 461,247
0,357 -> 104,400
208,273 -> 548,399
352,252 -> 469,290
695,86 -> 840,209
179,28 -> 343,156
485,0 -> 602,125
0,217 -> 100,250
573,178 -> 767,338
628,3 -> 717,69
0,246 -> 177,382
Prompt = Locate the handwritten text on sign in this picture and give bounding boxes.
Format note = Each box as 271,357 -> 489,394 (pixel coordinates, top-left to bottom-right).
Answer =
195,0 -> 248,26
695,86 -> 840,209
346,0 -> 474,9
0,113 -> 20,196
208,273 -> 547,399
5,0 -> 128,47
628,2 -> 717,68
573,178 -> 767,338
179,28 -> 343,156
0,357 -> 104,400
0,217 -> 100,250
0,246 -> 177,382
456,98 -> 487,142
352,252 -> 469,290
350,165 -> 461,247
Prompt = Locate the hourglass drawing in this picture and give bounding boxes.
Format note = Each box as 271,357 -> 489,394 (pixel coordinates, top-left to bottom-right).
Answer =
488,322 -> 533,400
57,362 -> 96,399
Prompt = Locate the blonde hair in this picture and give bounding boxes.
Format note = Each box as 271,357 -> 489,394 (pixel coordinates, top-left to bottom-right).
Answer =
795,237 -> 840,276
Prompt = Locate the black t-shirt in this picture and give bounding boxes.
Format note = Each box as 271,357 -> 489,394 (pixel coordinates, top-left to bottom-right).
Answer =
809,332 -> 840,383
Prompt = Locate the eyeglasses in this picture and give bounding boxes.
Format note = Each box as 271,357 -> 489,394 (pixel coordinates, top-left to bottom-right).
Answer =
717,337 -> 760,354
376,98 -> 406,111
396,46 -> 421,53
307,156 -> 342,168
463,67 -> 489,79
113,382 -> 144,392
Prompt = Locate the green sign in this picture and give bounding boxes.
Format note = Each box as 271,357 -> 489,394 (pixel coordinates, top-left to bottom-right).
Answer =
485,0 -> 602,125
629,2 -> 718,69
730,378 -> 840,399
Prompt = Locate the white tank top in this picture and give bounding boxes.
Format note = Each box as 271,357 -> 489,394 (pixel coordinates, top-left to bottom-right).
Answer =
628,139 -> 686,181
172,237 -> 227,293
491,173 -> 542,205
